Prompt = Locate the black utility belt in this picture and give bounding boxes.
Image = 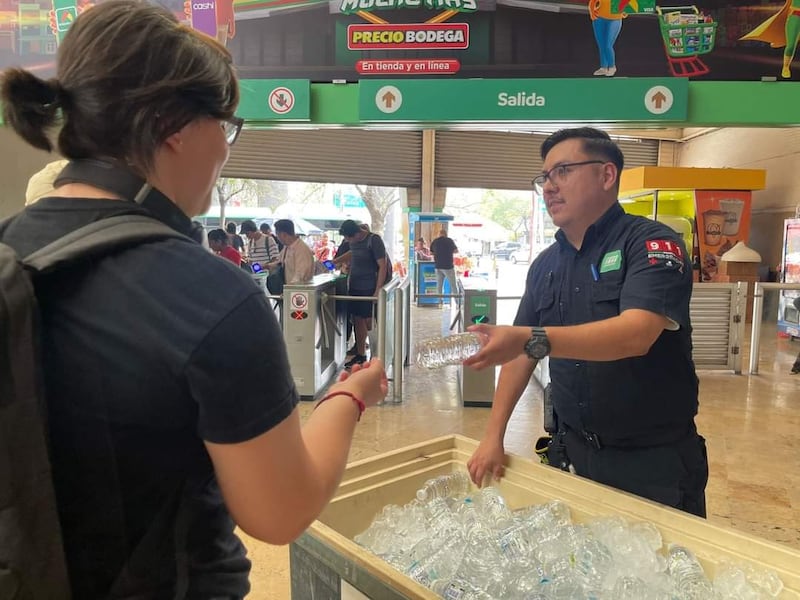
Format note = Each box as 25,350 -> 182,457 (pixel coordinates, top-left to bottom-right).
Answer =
562,423 -> 694,450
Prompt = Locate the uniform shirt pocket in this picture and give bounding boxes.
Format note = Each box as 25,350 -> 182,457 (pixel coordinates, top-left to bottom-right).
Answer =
535,289 -> 559,325
592,279 -> 623,320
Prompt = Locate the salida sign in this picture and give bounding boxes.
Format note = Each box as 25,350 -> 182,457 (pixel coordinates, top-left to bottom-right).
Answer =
342,0 -> 475,76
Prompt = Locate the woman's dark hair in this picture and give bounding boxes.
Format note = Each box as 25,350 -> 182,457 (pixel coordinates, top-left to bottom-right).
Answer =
225,222 -> 237,234
207,229 -> 229,245
0,0 -> 239,175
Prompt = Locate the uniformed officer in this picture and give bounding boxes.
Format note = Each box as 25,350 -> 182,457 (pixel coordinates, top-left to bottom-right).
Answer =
465,127 -> 708,518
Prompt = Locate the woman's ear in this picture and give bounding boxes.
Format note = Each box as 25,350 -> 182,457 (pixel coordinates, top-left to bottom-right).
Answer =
162,128 -> 185,154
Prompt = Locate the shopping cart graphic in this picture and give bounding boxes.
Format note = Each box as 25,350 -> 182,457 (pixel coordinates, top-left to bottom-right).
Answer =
657,5 -> 718,77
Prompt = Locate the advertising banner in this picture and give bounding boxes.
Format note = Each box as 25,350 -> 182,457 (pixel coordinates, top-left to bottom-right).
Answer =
2,0 -> 799,82
694,190 -> 752,282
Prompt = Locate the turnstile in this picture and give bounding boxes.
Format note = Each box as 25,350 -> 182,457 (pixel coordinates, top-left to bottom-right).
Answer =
460,280 -> 497,407
282,274 -> 348,399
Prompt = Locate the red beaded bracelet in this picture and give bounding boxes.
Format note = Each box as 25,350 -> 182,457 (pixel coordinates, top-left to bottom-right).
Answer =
314,391 -> 366,421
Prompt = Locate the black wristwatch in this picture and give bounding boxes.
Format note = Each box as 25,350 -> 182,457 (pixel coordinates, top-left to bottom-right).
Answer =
524,327 -> 551,360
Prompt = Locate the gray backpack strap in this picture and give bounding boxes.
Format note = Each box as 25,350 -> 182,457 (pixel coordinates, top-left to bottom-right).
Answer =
0,246 -> 72,599
23,214 -> 191,272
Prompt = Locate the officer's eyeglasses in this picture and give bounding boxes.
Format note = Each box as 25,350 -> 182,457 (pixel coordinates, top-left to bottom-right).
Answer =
221,116 -> 244,146
532,160 -> 606,194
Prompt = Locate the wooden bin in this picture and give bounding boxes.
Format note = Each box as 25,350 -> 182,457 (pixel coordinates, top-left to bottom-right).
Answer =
290,435 -> 800,599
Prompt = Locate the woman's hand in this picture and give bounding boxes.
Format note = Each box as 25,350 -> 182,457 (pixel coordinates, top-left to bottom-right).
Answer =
333,358 -> 388,408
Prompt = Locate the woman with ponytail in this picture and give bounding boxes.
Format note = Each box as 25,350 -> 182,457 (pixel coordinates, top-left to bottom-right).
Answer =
0,2 -> 387,598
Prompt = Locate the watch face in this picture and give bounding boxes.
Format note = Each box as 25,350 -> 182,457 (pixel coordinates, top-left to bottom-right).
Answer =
526,332 -> 550,359
530,341 -> 548,359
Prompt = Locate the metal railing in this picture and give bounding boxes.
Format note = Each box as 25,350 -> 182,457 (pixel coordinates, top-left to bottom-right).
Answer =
323,275 -> 410,403
378,276 -> 412,403
748,282 -> 800,374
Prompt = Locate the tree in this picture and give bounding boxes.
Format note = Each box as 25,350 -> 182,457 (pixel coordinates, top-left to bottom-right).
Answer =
214,178 -> 249,227
355,185 -> 400,236
213,178 -> 291,224
292,182 -> 327,205
479,190 -> 531,238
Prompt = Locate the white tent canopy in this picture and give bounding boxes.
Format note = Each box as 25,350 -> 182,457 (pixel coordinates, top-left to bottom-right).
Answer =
451,213 -> 512,243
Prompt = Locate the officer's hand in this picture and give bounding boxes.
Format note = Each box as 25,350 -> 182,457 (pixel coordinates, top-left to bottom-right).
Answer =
463,324 -> 530,370
467,437 -> 507,487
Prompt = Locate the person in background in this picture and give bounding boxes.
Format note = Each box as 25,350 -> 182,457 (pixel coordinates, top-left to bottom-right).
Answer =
226,221 -> 245,255
465,127 -> 708,518
314,233 -> 333,262
25,159 -> 70,206
193,220 -> 211,250
241,218 -> 278,271
336,219 -> 387,369
208,228 -> 242,266
334,233 -> 356,354
414,237 -> 432,261
270,219 -> 315,284
260,221 -> 283,252
0,2 -> 387,597
430,228 -> 459,306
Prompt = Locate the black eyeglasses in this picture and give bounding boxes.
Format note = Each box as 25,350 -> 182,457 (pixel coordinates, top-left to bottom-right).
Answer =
532,160 -> 606,194
221,116 -> 244,146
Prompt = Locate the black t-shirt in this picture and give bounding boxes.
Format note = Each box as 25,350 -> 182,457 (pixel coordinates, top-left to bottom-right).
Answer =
430,236 -> 458,270
515,203 -> 698,445
348,233 -> 386,291
0,198 -> 298,598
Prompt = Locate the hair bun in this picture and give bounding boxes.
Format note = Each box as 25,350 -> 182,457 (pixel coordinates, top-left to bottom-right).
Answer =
1,68 -> 59,107
1,68 -> 61,152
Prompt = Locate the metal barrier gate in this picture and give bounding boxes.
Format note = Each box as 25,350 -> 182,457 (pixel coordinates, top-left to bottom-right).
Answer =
281,274 -> 348,399
690,282 -> 746,373
748,282 -> 800,374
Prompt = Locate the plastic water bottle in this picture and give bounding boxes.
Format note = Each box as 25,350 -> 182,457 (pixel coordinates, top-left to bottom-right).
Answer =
666,544 -> 714,599
405,534 -> 466,588
415,332 -> 485,369
475,486 -> 511,524
456,522 -> 508,597
431,577 -> 496,599
714,560 -> 784,599
416,471 -> 471,503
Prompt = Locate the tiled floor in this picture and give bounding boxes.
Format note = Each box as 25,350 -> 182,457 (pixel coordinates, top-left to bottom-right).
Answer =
244,302 -> 800,599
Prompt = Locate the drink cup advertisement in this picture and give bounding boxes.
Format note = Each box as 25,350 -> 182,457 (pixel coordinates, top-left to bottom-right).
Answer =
695,190 -> 752,282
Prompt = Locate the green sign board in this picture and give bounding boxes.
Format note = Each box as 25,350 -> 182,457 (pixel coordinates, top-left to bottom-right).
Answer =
359,78 -> 688,122
238,79 -> 310,121
470,295 -> 491,324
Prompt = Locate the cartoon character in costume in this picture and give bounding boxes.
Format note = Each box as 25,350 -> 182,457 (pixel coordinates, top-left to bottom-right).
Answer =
589,0 -> 627,76
741,0 -> 800,78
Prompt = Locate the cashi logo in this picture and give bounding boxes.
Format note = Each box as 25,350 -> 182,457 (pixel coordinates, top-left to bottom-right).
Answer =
193,2 -> 215,9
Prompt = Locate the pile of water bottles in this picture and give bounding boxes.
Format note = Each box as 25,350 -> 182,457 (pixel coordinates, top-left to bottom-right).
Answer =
353,471 -> 784,600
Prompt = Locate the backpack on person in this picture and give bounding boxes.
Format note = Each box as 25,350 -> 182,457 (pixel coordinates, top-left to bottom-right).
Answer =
367,233 -> 393,285
0,215 -> 190,599
264,234 -> 278,262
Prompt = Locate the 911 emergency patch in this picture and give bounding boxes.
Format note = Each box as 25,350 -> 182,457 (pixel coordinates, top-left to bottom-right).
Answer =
646,239 -> 684,271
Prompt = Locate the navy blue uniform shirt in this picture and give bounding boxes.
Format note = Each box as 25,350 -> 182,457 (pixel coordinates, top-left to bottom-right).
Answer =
515,203 -> 699,446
